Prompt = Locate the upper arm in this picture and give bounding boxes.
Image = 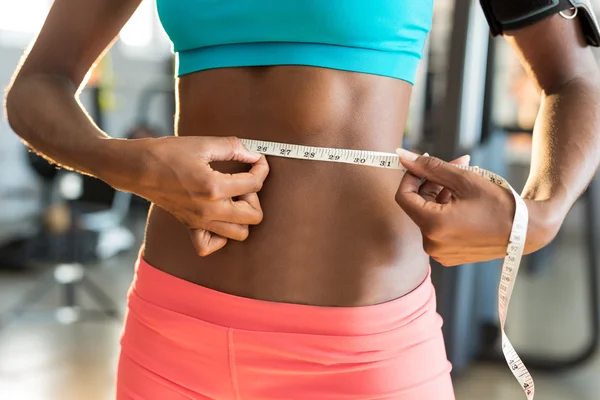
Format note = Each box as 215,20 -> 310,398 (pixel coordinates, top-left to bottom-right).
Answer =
13,0 -> 142,88
504,14 -> 600,94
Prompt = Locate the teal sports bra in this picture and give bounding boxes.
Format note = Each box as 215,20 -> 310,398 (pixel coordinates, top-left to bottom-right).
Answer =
156,1 -> 434,85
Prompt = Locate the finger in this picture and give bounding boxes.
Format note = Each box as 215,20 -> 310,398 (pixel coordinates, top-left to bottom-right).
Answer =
396,169 -> 443,227
204,221 -> 250,241
418,152 -> 442,202
231,195 -> 264,225
396,149 -> 472,195
238,192 -> 262,212
189,229 -> 228,257
419,154 -> 470,202
436,189 -> 452,205
202,136 -> 263,164
209,196 -> 264,225
418,180 -> 443,203
437,155 -> 470,204
209,156 -> 270,199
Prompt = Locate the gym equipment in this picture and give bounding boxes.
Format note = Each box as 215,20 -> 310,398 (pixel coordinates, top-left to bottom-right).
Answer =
0,116 -> 43,255
430,0 -> 600,377
423,0 -> 493,374
480,175 -> 600,372
0,170 -> 126,330
0,58 -> 128,331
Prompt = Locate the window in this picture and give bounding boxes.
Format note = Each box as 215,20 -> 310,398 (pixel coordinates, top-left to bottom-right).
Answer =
119,1 -> 171,59
120,1 -> 153,47
0,0 -> 52,45
0,0 -> 169,56
0,0 -> 51,33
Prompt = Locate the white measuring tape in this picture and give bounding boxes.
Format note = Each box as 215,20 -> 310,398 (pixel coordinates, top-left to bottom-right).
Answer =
241,138 -> 535,399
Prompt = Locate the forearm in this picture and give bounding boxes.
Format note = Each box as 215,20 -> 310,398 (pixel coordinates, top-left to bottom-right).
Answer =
523,77 -> 600,241
4,73 -> 141,189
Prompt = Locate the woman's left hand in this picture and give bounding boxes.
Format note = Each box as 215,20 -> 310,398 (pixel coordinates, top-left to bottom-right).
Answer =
394,150 -> 552,267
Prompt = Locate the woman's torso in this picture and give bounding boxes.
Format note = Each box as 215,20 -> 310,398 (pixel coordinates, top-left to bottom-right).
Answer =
143,66 -> 429,307
143,0 -> 433,307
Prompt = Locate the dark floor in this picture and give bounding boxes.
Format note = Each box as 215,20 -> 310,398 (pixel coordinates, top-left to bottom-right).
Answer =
0,201 -> 597,400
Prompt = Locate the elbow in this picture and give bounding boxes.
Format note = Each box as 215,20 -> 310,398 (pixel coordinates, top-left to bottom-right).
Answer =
4,84 -> 15,128
5,72 -> 77,136
4,79 -> 26,137
543,62 -> 600,97
540,72 -> 600,109
4,73 -> 57,141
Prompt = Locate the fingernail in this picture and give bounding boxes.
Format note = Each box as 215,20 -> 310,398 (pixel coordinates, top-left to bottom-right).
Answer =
459,155 -> 471,164
423,152 -> 430,157
396,148 -> 419,161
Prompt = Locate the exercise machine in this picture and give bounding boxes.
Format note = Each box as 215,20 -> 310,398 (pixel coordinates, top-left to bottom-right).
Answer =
0,56 -> 127,330
429,0 -> 600,374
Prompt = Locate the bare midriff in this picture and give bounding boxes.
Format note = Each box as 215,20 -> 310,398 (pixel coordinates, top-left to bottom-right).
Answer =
143,66 -> 429,307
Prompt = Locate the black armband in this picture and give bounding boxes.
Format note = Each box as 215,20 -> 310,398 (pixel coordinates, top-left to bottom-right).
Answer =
480,0 -> 600,46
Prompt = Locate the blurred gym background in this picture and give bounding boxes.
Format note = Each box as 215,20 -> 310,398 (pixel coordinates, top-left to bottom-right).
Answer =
0,1 -> 599,399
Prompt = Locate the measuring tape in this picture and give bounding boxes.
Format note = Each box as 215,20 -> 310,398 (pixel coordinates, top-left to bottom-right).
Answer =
241,138 -> 535,399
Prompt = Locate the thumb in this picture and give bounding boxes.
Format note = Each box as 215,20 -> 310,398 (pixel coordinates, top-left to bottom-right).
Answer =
203,136 -> 262,164
396,149 -> 470,194
437,154 -> 471,204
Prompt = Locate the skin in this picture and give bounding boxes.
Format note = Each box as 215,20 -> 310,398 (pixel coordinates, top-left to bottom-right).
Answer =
4,0 -> 600,307
397,15 -> 600,267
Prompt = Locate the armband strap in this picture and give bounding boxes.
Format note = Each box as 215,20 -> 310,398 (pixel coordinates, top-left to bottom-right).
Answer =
480,0 -> 600,46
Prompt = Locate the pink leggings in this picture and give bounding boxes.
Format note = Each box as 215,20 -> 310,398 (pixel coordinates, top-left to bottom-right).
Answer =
117,256 -> 454,399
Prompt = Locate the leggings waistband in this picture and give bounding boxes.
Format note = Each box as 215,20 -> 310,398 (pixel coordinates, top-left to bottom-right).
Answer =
130,254 -> 436,336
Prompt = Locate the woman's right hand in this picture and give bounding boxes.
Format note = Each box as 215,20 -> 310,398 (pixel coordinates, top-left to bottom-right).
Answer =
109,136 -> 269,257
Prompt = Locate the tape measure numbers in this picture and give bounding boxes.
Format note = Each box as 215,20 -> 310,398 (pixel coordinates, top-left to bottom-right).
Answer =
241,138 -> 535,399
